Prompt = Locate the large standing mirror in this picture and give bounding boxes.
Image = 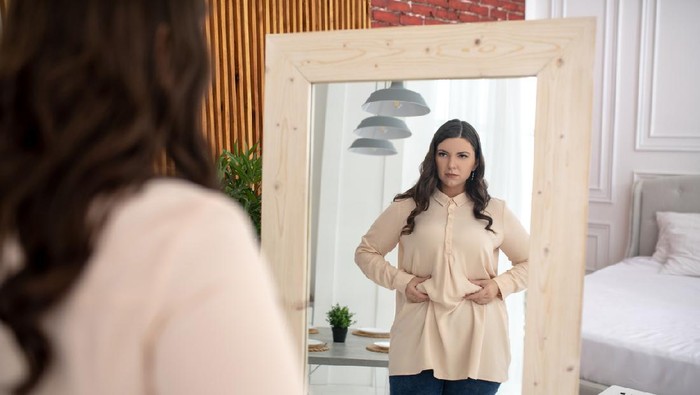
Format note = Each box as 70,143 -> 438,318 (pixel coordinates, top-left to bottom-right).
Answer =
261,18 -> 595,394
308,78 -> 536,393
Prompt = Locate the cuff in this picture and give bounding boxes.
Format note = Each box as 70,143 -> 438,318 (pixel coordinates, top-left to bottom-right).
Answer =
492,275 -> 514,299
392,270 -> 415,295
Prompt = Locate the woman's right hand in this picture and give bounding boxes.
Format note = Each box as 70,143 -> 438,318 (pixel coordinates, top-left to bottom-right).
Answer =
405,275 -> 431,303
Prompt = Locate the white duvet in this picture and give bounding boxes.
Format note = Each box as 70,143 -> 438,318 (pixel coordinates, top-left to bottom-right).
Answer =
580,256 -> 700,395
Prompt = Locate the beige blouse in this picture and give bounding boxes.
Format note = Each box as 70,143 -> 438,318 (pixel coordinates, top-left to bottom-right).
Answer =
355,189 -> 529,382
0,179 -> 303,395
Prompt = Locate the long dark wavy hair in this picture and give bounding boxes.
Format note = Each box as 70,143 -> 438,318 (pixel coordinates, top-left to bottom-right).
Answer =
0,1 -> 215,393
395,119 -> 493,235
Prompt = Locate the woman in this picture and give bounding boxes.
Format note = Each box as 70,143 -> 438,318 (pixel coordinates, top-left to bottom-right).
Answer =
0,1 -> 302,394
355,119 -> 529,395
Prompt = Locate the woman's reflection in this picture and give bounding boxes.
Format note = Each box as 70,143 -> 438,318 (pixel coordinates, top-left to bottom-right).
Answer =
355,119 -> 529,395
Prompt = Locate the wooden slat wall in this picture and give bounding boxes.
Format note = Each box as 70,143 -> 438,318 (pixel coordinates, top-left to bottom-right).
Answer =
202,0 -> 370,157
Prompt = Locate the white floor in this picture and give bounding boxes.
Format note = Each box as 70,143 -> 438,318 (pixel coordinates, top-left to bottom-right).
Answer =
309,366 -> 388,395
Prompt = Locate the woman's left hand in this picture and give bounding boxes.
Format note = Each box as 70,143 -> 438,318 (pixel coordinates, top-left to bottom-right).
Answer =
464,279 -> 501,305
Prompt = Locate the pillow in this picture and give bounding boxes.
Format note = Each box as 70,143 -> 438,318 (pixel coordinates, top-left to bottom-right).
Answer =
652,212 -> 699,262
653,212 -> 700,276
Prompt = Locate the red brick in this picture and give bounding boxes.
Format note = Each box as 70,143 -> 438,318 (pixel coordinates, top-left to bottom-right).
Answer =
387,0 -> 412,13
373,10 -> 401,24
481,0 -> 500,7
424,18 -> 449,25
458,13 -> 480,23
490,9 -> 508,20
435,8 -> 458,20
411,3 -> 437,17
499,2 -> 521,11
371,21 -> 391,28
372,0 -> 389,7
469,4 -> 490,16
400,14 -> 425,25
423,0 -> 450,8
510,0 -> 525,3
448,0 -> 471,11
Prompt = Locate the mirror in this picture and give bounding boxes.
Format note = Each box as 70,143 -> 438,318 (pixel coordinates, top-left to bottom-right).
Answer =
308,78 -> 536,394
261,18 -> 595,394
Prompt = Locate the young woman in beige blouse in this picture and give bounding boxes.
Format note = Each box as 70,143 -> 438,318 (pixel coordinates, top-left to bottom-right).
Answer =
0,1 -> 302,394
355,119 -> 529,395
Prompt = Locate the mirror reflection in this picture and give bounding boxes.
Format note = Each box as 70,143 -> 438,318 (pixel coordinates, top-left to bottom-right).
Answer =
307,78 -> 536,394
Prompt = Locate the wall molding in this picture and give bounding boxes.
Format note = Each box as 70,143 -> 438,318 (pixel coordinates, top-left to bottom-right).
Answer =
587,222 -> 611,272
548,0 -> 566,18
633,170 -> 700,183
635,0 -> 700,152
589,0 -> 620,203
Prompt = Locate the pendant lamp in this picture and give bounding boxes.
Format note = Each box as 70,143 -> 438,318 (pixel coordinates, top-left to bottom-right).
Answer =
361,81 -> 430,117
348,138 -> 398,156
354,115 -> 412,139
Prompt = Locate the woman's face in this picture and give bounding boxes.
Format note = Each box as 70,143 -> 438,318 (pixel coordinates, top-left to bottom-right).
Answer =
435,137 -> 477,197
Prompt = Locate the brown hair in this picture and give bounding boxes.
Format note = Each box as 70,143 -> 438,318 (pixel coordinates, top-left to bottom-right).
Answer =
395,119 -> 493,234
0,0 -> 214,393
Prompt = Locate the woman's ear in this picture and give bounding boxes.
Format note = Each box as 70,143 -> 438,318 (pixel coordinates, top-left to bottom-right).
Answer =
153,24 -> 174,90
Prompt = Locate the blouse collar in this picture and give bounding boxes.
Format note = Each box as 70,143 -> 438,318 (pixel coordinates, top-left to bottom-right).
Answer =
432,189 -> 470,207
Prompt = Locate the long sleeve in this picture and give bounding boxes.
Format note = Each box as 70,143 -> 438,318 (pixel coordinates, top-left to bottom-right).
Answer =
493,203 -> 530,299
354,199 -> 415,295
151,200 -> 304,395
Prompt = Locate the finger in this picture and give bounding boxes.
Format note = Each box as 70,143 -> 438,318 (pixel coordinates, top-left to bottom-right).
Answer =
415,276 -> 430,283
465,291 -> 484,300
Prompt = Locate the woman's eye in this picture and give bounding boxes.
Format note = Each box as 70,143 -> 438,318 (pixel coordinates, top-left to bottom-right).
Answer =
438,152 -> 447,157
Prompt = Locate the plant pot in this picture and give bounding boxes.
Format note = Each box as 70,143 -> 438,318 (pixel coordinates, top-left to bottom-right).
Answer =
331,327 -> 348,343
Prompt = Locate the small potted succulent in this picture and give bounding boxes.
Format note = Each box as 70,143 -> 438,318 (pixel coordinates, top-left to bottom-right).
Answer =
326,303 -> 356,343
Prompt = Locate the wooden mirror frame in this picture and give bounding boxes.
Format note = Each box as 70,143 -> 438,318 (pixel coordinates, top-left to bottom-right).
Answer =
261,18 -> 595,394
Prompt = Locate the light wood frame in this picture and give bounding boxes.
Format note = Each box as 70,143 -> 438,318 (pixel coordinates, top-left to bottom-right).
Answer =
261,18 -> 595,394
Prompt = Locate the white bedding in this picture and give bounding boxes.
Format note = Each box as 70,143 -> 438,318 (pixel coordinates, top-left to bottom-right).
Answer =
580,257 -> 700,395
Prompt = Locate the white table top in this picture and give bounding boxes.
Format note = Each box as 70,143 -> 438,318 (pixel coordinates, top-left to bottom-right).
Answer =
307,327 -> 389,368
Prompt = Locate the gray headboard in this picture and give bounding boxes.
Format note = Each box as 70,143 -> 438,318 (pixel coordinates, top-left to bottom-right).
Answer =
626,175 -> 700,258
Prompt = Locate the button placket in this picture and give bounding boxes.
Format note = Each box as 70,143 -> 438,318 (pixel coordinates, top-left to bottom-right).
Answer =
445,200 -> 455,256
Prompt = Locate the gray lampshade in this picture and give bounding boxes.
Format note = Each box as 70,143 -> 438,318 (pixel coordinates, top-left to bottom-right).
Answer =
354,116 -> 412,139
348,138 -> 398,156
361,81 -> 430,117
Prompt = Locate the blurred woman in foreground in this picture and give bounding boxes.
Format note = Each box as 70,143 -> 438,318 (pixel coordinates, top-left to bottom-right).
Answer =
0,1 -> 303,394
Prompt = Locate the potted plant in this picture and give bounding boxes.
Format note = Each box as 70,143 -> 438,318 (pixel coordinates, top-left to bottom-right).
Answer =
217,142 -> 262,237
326,303 -> 356,343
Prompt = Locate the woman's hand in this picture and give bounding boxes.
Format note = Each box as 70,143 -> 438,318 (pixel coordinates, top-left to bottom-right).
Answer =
405,275 -> 431,303
464,279 -> 501,305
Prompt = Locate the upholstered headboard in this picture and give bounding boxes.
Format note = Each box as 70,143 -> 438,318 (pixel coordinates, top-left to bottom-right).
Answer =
625,175 -> 700,258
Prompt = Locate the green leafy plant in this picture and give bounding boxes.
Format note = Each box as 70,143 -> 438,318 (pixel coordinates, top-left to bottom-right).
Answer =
325,303 -> 356,329
217,142 -> 262,237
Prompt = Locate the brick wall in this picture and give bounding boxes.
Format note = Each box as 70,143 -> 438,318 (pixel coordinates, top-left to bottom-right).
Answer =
371,0 -> 525,28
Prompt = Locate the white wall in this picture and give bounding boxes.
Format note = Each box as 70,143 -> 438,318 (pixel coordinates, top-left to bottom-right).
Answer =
529,0 -> 700,271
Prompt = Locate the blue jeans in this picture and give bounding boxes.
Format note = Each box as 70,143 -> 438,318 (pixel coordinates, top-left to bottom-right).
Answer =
390,369 -> 500,395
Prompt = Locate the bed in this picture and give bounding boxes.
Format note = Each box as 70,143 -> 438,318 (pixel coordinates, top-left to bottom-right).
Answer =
579,175 -> 700,395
